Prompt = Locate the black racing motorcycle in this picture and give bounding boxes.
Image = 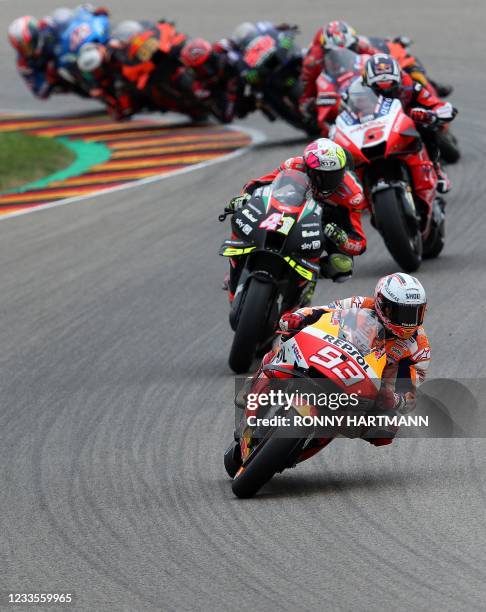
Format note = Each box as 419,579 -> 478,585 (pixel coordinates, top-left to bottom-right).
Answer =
241,31 -> 318,135
219,169 -> 325,373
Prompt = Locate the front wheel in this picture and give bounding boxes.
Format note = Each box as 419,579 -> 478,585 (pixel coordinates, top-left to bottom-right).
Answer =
423,200 -> 445,259
229,277 -> 274,374
437,130 -> 461,164
265,84 -> 309,134
232,428 -> 307,498
373,187 -> 423,272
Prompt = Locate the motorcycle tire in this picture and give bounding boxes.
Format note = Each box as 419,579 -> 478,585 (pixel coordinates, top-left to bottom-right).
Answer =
232,426 -> 307,498
228,277 -> 274,374
423,204 -> 445,259
437,130 -> 461,164
373,187 -> 423,272
265,85 -> 308,134
224,441 -> 242,478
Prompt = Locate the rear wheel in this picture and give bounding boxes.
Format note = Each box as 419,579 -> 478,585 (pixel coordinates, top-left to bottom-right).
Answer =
229,278 -> 274,374
373,187 -> 422,272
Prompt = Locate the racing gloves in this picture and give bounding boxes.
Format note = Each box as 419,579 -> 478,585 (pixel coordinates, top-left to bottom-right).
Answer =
410,107 -> 438,125
324,222 -> 348,247
228,193 -> 251,211
376,388 -> 416,414
278,311 -> 307,333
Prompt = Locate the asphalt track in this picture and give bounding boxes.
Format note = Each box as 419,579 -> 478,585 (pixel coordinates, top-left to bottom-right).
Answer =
1,1 -> 486,611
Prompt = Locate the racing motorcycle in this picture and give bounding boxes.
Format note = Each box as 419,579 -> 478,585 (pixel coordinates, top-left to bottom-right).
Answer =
224,308 -> 387,498
55,6 -> 110,93
219,169 -> 325,374
118,22 -> 210,121
315,48 -> 369,135
369,35 -> 460,163
331,80 -> 446,271
241,32 -> 318,134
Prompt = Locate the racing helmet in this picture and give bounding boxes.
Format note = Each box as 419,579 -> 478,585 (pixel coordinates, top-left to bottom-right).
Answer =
303,138 -> 347,197
232,22 -> 258,47
110,20 -> 144,45
51,8 -> 74,29
364,53 -> 402,97
181,38 -> 219,78
8,16 -> 40,57
181,38 -> 212,67
324,21 -> 357,49
374,273 -> 427,338
77,42 -> 107,72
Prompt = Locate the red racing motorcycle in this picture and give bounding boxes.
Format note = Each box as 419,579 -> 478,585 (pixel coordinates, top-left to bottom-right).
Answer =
224,308 -> 387,498
331,80 -> 445,271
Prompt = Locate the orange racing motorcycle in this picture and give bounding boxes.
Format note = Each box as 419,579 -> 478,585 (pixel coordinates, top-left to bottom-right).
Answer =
224,308 -> 388,498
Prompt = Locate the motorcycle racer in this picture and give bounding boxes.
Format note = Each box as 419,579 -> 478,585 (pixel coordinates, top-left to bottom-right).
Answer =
278,272 -> 430,445
300,21 -> 378,123
224,272 -> 430,476
76,41 -> 140,119
8,15 -> 63,98
363,53 -> 457,193
8,6 -> 110,99
73,19 -> 158,119
225,138 -> 367,298
112,20 -> 206,118
180,38 -> 246,123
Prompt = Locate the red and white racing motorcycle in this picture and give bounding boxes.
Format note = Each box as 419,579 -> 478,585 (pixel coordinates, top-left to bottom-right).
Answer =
331,80 -> 445,271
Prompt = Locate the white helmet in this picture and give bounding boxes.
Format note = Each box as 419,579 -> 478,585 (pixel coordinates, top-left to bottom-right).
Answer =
375,273 -> 427,338
111,20 -> 144,44
232,22 -> 258,47
51,8 -> 74,29
77,42 -> 106,72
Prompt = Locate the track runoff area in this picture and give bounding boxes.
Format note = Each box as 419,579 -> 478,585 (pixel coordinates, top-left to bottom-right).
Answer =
0,112 -> 255,219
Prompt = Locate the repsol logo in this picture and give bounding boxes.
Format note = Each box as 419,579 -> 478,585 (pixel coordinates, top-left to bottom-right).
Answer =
323,334 -> 369,371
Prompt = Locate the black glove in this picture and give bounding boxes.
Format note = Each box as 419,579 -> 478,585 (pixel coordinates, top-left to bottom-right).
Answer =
228,193 -> 250,211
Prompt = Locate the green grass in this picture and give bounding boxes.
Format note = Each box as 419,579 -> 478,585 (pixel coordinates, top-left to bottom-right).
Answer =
0,132 -> 76,192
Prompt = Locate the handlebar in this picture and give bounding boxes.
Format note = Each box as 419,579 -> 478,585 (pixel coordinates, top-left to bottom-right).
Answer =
218,207 -> 235,222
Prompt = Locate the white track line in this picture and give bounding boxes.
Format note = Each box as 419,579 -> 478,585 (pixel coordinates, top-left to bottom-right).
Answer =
0,124 -> 266,222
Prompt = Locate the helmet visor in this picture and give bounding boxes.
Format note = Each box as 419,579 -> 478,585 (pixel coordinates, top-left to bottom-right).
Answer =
308,167 -> 345,194
381,296 -> 426,327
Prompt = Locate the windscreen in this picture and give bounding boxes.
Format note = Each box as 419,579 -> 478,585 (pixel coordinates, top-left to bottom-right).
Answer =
346,79 -> 381,122
330,308 -> 385,356
270,169 -> 310,207
324,48 -> 359,80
